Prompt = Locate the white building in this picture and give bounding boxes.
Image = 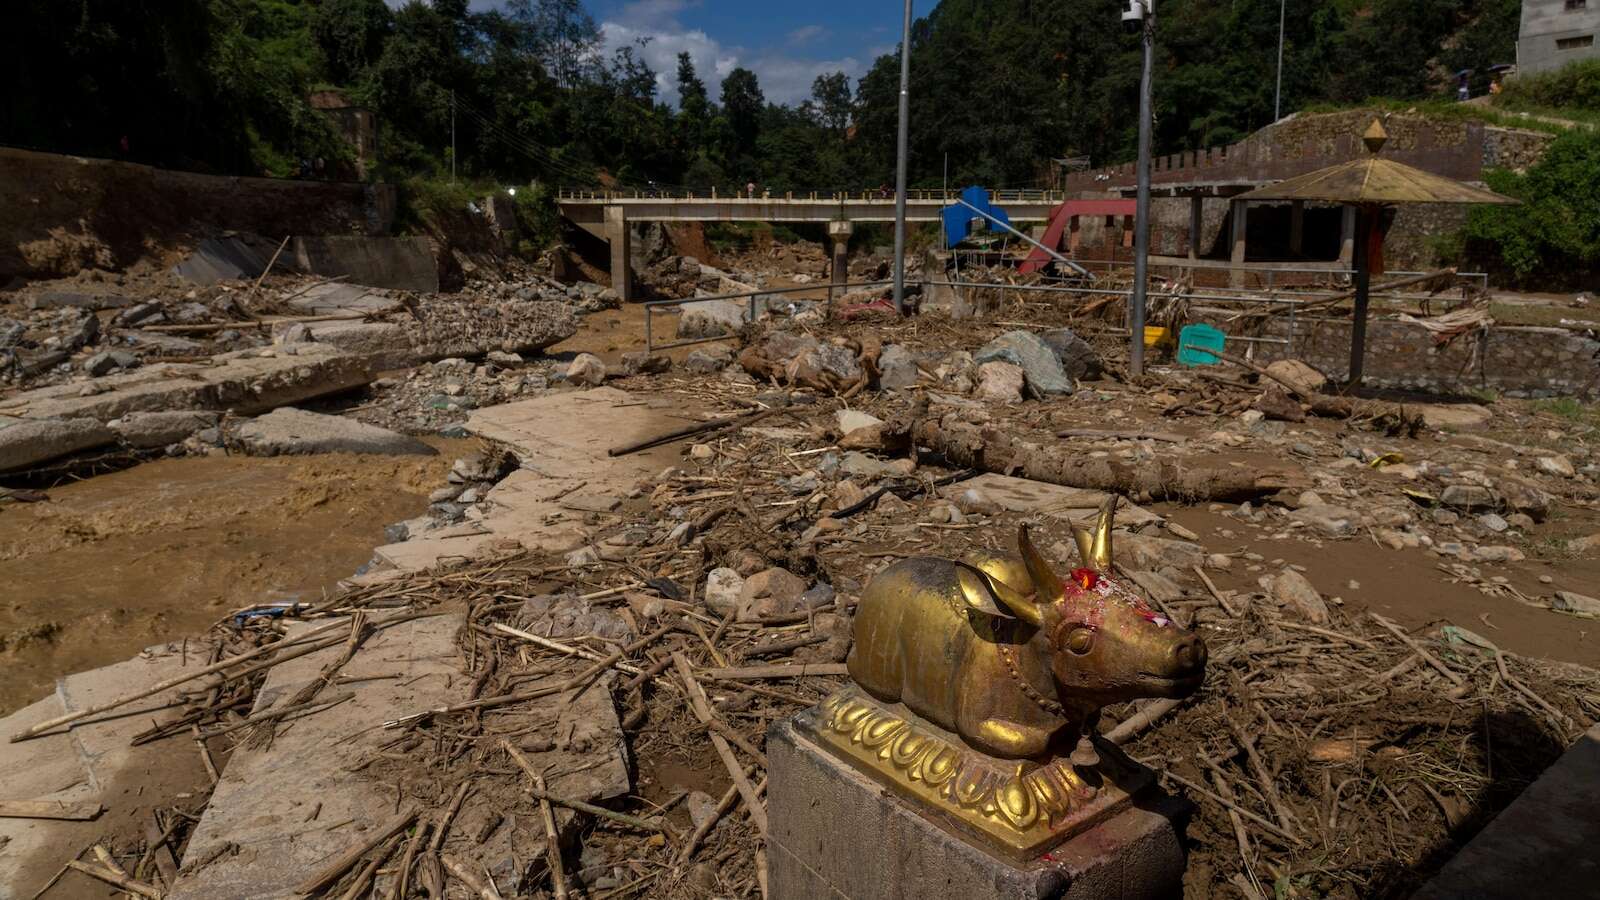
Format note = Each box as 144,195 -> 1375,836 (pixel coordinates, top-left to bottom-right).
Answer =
1519,0 -> 1600,74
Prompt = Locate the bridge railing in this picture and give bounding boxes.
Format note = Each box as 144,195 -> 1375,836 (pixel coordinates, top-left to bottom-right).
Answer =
557,187 -> 1067,204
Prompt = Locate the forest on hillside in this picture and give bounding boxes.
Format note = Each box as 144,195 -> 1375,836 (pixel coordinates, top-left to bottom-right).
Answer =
3,0 -> 1521,193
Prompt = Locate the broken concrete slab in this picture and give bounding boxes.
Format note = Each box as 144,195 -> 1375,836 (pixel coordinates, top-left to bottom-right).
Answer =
234,407 -> 436,456
291,235 -> 438,292
0,417 -> 115,472
298,320 -> 413,368
1414,402 -> 1494,431
108,410 -> 220,449
1413,723 -> 1600,900
170,615 -> 467,900
676,299 -> 748,338
172,236 -> 280,285
284,282 -> 402,316
1,345 -> 373,423
372,388 -> 692,573
404,298 -> 577,360
0,644 -> 211,900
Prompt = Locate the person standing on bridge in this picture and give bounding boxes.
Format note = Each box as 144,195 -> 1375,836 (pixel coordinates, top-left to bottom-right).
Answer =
746,180 -> 756,199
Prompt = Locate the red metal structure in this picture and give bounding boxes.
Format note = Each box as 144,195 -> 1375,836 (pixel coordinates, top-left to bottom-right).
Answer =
1019,199 -> 1137,274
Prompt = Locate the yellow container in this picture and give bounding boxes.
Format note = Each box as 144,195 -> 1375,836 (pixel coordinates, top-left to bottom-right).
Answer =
1143,326 -> 1173,348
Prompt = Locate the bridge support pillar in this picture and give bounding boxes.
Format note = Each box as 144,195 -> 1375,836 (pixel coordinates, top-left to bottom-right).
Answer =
1187,197 -> 1203,279
1289,200 -> 1305,257
1229,200 -> 1248,288
605,206 -> 632,303
827,219 -> 854,291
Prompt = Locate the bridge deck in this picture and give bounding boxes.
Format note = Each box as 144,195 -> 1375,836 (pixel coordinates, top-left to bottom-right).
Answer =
556,189 -> 1064,229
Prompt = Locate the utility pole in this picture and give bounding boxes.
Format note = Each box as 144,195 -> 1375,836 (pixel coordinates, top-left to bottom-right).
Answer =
892,0 -> 913,316
450,90 -> 457,184
1274,0 -> 1285,121
1127,0 -> 1155,377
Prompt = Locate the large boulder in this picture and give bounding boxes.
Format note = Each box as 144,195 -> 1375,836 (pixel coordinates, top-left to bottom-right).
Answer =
676,300 -> 748,338
1040,328 -> 1102,381
234,408 -> 436,457
975,330 -> 1074,397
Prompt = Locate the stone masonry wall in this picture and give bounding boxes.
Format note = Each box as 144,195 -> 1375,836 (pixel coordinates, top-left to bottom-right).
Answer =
1192,310 -> 1600,400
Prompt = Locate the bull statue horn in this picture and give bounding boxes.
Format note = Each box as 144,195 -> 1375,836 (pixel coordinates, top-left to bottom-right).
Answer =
1072,497 -> 1117,571
1018,525 -> 1064,601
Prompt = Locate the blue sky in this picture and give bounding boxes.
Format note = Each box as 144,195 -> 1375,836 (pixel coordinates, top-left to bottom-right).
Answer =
453,0 -> 939,106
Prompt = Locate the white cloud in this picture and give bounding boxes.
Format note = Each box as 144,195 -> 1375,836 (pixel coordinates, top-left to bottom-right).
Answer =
787,25 -> 826,45
598,5 -> 865,107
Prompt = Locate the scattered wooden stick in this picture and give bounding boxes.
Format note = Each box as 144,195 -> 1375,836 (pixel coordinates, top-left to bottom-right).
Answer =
699,663 -> 848,680
441,853 -> 504,900
92,845 -> 127,878
1206,763 -> 1255,872
672,653 -> 768,836
533,770 -> 570,900
502,740 -> 667,834
1368,614 -> 1464,687
294,805 -> 418,896
0,799 -> 103,821
196,692 -> 353,740
1192,565 -> 1242,618
1157,768 -> 1305,847
387,822 -> 429,900
1103,698 -> 1185,745
607,407 -> 782,457
675,780 -> 743,866
418,780 -> 472,898
250,235 -> 292,294
1271,620 -> 1376,649
1224,715 -> 1300,840
10,617 -> 354,741
1495,651 -> 1574,730
191,725 -> 220,784
64,860 -> 162,899
335,832 -> 404,900
491,624 -> 646,676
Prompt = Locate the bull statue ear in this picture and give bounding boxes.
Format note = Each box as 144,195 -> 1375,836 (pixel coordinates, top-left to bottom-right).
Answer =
1018,525 -> 1064,601
1073,497 -> 1117,571
954,562 -> 1043,626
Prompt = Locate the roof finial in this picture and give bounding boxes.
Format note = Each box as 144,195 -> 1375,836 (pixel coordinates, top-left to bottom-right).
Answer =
1362,118 -> 1389,155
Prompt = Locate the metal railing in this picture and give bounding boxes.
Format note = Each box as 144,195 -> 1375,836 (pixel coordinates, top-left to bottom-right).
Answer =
558,187 -> 1067,204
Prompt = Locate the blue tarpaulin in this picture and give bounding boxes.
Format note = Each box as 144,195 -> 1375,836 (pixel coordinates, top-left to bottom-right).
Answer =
942,186 -> 1012,248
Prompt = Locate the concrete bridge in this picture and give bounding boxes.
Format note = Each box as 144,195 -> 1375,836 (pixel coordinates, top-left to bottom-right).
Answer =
557,188 -> 1063,301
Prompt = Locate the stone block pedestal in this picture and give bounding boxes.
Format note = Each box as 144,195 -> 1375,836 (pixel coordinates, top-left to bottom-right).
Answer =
768,717 -> 1188,900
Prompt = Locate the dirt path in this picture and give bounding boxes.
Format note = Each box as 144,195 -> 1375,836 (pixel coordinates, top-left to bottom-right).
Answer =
0,439 -> 470,714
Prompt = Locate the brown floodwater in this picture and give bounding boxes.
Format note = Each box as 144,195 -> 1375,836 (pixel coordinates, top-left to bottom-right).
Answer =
0,440 -> 470,714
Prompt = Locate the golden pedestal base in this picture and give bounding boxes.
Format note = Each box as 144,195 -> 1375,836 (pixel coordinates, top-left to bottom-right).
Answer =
800,685 -> 1155,861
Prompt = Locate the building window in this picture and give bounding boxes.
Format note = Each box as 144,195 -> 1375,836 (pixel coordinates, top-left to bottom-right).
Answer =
1557,34 -> 1595,50
1566,0 -> 1587,10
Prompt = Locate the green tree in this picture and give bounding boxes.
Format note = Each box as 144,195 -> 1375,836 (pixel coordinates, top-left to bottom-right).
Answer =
1459,129 -> 1600,287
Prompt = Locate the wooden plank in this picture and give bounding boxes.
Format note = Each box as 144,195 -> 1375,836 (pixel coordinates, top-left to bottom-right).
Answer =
671,653 -> 768,837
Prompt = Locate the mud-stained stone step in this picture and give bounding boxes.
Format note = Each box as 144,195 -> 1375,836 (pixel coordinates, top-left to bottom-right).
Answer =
169,615 -> 467,900
0,645 -> 210,900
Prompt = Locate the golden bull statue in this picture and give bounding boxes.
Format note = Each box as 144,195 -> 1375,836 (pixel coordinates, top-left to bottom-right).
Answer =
847,497 -> 1207,759
801,496 -> 1208,857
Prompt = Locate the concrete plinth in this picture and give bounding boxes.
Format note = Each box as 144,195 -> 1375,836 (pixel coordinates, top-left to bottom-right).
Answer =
768,718 -> 1187,900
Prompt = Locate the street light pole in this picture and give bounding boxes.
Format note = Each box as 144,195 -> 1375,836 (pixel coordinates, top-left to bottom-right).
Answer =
892,0 -> 913,316
1274,0 -> 1286,121
1129,0 -> 1155,377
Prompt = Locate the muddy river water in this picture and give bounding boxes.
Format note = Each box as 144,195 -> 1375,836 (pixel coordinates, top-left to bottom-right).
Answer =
0,439 -> 470,713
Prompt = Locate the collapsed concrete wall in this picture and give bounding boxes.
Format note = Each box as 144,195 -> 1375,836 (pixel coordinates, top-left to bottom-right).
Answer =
0,147 -> 396,281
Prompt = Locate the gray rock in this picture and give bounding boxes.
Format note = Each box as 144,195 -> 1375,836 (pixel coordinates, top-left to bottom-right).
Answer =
1441,484 -> 1496,510
793,342 -> 863,386
1477,513 -> 1509,533
113,302 -> 164,327
62,312 -> 99,351
516,594 -> 634,642
836,410 -> 885,436
82,350 -> 140,376
234,408 -> 436,457
1551,591 -> 1600,617
566,353 -> 606,386
683,347 -> 732,373
109,410 -> 219,449
1289,504 -> 1360,537
1536,456 -> 1576,478
0,319 -> 24,349
620,352 -> 671,376
704,568 -> 745,617
1471,545 -> 1525,563
276,323 -> 315,345
0,417 -> 117,471
127,332 -> 207,354
1120,533 -> 1206,573
1270,569 -> 1330,624
677,299 -> 748,338
974,330 -> 1074,397
739,567 -> 810,621
1040,328 -> 1102,381
1125,569 -> 1183,605
840,451 -> 915,479
976,361 -> 1024,402
565,545 -> 600,566
27,290 -> 130,311
486,350 -> 524,367
877,344 -> 920,390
